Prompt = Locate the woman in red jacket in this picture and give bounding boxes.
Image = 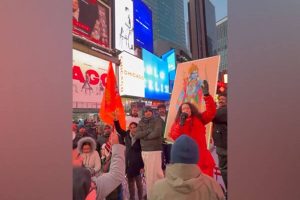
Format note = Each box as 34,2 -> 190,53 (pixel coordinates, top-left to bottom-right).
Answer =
169,80 -> 216,177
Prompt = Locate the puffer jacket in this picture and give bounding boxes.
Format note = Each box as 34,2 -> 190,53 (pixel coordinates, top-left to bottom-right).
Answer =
149,164 -> 225,200
170,95 -> 216,177
212,106 -> 227,149
77,137 -> 101,175
135,116 -> 164,151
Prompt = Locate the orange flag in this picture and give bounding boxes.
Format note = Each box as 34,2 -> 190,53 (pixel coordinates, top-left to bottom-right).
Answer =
99,62 -> 126,130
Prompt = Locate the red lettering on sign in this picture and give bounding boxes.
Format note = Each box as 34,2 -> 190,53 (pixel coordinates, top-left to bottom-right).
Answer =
86,70 -> 99,85
101,73 -> 107,87
73,66 -> 85,83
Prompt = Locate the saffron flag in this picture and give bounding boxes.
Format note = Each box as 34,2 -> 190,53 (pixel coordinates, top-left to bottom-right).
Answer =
99,62 -> 126,130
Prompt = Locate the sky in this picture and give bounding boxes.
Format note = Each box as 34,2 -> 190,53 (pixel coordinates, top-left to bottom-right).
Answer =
209,0 -> 227,22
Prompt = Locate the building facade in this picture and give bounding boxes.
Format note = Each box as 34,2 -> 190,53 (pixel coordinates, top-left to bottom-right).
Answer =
143,0 -> 189,56
188,0 -> 217,59
205,0 -> 217,56
216,17 -> 228,72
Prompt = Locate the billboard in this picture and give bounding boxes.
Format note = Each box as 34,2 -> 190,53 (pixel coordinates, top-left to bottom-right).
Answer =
161,49 -> 176,92
115,0 -> 134,54
73,0 -> 111,49
134,0 -> 154,52
164,56 -> 220,147
119,52 -> 145,97
142,49 -> 170,101
73,49 -> 115,107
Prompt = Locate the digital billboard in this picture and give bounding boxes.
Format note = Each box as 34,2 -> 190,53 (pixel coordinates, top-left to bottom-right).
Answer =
73,0 -> 111,49
161,49 -> 176,92
142,49 -> 170,101
134,0 -> 154,52
115,0 -> 135,54
119,52 -> 145,97
72,49 -> 115,107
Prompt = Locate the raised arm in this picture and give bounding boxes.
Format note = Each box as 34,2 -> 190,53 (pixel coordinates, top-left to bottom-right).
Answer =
114,120 -> 127,137
92,144 -> 125,199
92,131 -> 125,199
200,80 -> 217,124
201,95 -> 217,124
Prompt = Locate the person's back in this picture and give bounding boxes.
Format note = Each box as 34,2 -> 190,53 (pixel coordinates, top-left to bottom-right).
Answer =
150,135 -> 224,200
150,164 -> 224,200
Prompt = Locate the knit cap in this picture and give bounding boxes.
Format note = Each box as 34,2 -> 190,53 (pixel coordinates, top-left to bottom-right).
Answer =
170,135 -> 199,164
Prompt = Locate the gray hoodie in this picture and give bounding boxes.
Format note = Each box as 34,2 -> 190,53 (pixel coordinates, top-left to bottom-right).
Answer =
92,144 -> 126,200
149,164 -> 225,200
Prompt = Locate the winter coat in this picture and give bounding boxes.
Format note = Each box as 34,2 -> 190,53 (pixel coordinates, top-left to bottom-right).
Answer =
212,106 -> 227,149
170,95 -> 216,177
114,120 -> 144,178
91,144 -> 126,200
149,164 -> 225,200
77,137 -> 101,176
135,116 -> 164,151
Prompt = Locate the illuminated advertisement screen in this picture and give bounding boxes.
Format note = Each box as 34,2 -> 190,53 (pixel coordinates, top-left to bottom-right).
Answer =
161,49 -> 176,92
142,49 -> 170,100
115,0 -> 135,54
134,0 -> 154,52
72,0 -> 111,49
119,52 -> 145,97
73,49 -> 115,107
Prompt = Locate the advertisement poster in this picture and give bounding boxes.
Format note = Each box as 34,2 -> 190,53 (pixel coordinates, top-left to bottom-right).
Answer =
73,49 -> 115,108
115,0 -> 134,54
164,56 -> 220,147
119,52 -> 145,97
142,49 -> 170,101
73,0 -> 111,48
134,0 -> 153,52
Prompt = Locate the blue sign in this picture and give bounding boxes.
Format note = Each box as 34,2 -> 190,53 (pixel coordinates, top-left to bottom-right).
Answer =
142,49 -> 170,100
134,0 -> 154,52
161,49 -> 176,92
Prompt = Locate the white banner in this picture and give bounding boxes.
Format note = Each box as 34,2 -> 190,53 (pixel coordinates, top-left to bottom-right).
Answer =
119,51 -> 145,97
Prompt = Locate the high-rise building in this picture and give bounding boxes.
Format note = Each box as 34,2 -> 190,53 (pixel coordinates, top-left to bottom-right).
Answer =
216,17 -> 227,72
205,0 -> 217,56
188,0 -> 217,59
188,0 -> 207,59
143,0 -> 189,56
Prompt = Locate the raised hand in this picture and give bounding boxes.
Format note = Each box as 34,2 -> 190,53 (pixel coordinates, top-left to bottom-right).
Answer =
201,80 -> 209,96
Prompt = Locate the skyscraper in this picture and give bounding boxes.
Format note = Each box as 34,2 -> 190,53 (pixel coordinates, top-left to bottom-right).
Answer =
188,0 -> 217,59
188,0 -> 207,59
216,17 -> 227,72
205,0 -> 217,56
143,0 -> 189,56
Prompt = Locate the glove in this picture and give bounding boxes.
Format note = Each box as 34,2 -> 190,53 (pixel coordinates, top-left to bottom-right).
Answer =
201,80 -> 209,96
179,112 -> 188,126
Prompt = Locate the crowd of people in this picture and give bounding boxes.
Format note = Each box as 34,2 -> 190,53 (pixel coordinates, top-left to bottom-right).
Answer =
72,80 -> 228,200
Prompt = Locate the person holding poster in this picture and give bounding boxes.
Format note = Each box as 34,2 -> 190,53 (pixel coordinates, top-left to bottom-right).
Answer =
169,80 -> 216,177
